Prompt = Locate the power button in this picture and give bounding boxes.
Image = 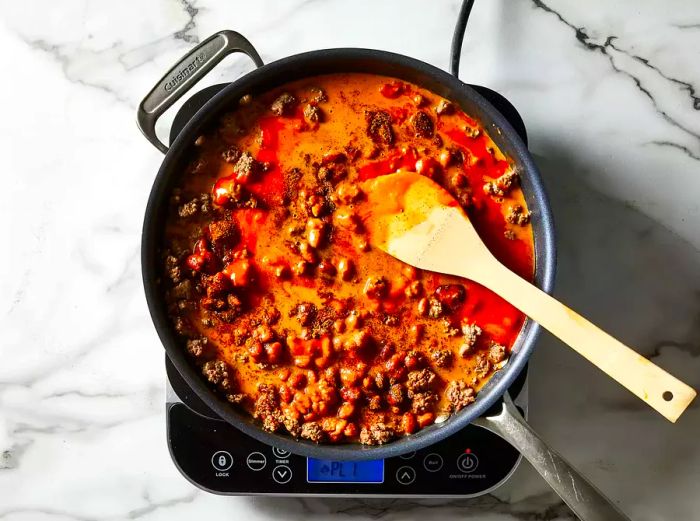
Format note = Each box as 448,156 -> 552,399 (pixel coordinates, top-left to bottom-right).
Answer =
456,452 -> 479,473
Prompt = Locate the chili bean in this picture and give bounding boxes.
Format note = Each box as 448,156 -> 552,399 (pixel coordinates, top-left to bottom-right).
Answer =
255,324 -> 273,342
337,402 -> 355,419
409,324 -> 424,343
279,384 -> 294,403
417,412 -> 435,428
341,386 -> 361,402
265,341 -> 283,363
344,422 -> 358,438
340,367 -> 360,387
401,412 -> 418,434
288,372 -> 306,389
317,260 -> 337,278
248,341 -> 264,361
294,355 -> 312,368
292,260 -> 311,276
434,284 -> 466,312
336,257 -> 355,281
277,368 -> 291,381
306,218 -> 326,248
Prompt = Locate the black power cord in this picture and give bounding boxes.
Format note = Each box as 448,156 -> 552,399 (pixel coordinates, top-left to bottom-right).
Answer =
450,0 -> 476,78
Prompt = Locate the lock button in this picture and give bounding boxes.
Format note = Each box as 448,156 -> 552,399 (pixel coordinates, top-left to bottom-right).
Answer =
211,450 -> 234,471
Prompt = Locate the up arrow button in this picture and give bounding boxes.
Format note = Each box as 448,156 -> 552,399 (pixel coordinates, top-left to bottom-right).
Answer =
395,465 -> 416,485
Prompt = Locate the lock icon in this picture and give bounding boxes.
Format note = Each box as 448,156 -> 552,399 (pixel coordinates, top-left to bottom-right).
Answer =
211,450 -> 233,471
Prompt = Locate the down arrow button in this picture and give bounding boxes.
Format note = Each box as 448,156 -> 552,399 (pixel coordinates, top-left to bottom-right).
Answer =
272,464 -> 293,484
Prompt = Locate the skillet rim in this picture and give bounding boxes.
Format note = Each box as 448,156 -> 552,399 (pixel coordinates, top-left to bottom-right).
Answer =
142,47 -> 556,460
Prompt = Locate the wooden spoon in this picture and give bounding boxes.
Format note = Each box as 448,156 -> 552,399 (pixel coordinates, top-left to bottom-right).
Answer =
359,171 -> 696,422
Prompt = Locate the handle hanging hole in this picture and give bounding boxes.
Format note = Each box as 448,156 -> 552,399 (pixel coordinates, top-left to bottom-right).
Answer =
662,391 -> 673,402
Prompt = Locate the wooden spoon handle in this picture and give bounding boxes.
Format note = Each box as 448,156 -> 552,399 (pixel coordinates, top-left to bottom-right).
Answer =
471,260 -> 696,422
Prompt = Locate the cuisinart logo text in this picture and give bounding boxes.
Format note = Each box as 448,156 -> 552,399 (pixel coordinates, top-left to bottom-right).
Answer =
164,52 -> 206,92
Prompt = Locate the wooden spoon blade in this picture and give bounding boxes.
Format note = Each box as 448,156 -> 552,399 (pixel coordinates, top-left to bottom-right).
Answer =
360,171 -> 489,275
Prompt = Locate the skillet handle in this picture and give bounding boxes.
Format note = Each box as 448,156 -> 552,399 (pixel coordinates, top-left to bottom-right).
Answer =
136,30 -> 264,154
473,394 -> 631,521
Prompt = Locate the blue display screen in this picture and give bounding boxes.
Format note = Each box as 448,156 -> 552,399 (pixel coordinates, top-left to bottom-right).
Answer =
307,459 -> 384,483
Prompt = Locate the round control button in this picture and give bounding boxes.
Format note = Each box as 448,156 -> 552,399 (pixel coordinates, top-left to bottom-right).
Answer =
457,452 -> 479,473
211,451 -> 233,471
272,447 -> 291,458
395,465 -> 416,485
399,451 -> 416,460
423,453 -> 443,472
246,452 -> 267,471
272,464 -> 293,484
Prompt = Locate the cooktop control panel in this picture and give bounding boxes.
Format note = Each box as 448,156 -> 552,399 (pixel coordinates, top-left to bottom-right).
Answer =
167,401 -> 520,496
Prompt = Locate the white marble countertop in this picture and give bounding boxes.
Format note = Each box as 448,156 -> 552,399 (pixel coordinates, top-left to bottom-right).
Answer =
2,1 -> 699,519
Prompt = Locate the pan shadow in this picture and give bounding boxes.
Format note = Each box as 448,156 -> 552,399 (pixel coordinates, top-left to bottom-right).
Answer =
231,141 -> 700,520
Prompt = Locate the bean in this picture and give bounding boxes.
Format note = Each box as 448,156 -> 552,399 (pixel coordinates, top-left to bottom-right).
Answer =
337,402 -> 355,419
288,372 -> 306,389
417,412 -> 435,427
265,341 -> 283,363
401,412 -> 418,434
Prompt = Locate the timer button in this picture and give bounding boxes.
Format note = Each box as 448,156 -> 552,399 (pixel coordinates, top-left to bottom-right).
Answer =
272,464 -> 293,484
456,452 -> 479,473
211,451 -> 233,471
246,452 -> 267,471
395,466 -> 416,485
423,453 -> 443,472
273,447 -> 291,459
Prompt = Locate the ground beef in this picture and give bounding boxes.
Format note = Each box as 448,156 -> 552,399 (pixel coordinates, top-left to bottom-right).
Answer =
430,348 -> 453,368
411,391 -> 438,414
387,383 -> 406,405
209,219 -> 239,250
178,199 -> 199,218
170,279 -> 194,300
253,385 -> 283,432
459,323 -> 482,357
427,297 -> 444,318
406,368 -> 436,393
475,354 -> 491,377
233,152 -> 261,181
445,380 -> 476,411
226,393 -> 244,404
484,171 -> 519,197
359,423 -> 395,445
309,87 -> 327,103
291,302 -> 318,326
488,343 -> 507,365
165,255 -> 182,283
366,110 -> 394,145
221,145 -> 241,163
303,104 -> 321,123
271,92 -> 297,116
411,110 -> 434,138
436,99 -> 454,115
202,360 -> 230,387
367,395 -> 382,410
186,337 -> 208,357
300,421 -> 325,442
282,409 -> 302,437
506,204 -> 531,225
364,276 -> 389,299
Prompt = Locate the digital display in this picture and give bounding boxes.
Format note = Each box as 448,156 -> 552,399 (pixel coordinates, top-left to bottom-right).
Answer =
307,458 -> 384,483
